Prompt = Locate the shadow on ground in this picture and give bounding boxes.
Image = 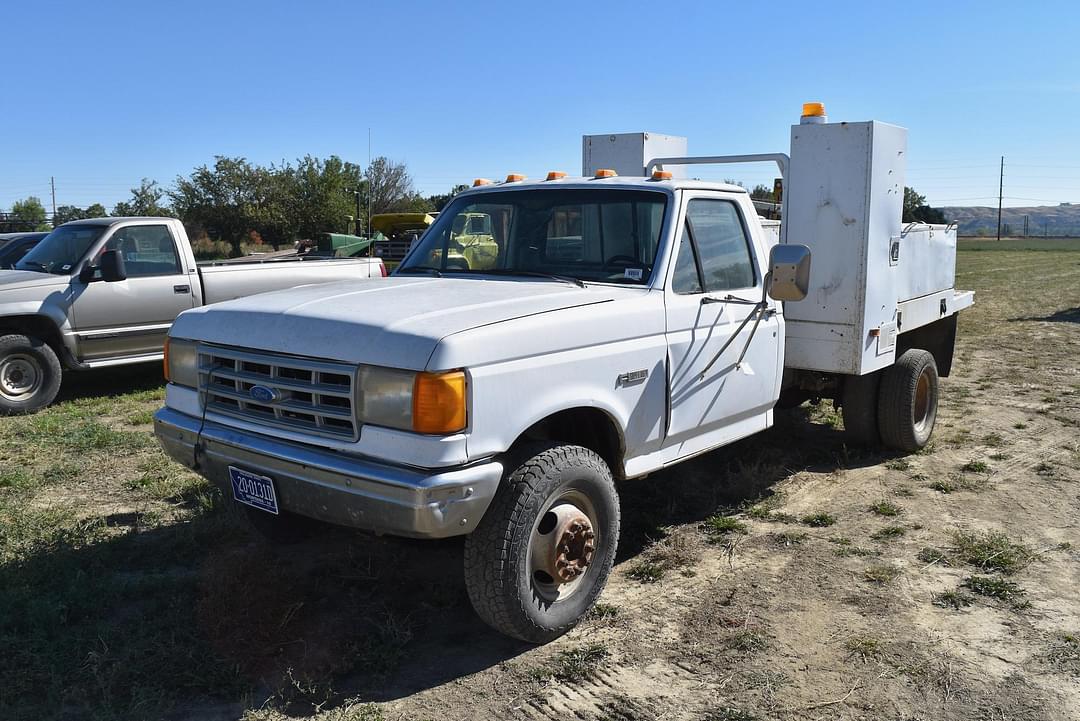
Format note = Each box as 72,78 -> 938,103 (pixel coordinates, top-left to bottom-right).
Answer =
53,362 -> 166,403
1,406 -> 893,721
1009,306 -> 1080,324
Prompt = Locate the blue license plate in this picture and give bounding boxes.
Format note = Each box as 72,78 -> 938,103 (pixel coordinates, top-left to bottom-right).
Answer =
229,466 -> 279,515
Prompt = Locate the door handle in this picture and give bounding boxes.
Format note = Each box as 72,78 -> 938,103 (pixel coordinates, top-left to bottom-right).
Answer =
174,285 -> 190,294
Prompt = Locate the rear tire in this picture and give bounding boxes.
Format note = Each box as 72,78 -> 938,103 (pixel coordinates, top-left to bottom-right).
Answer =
463,443 -> 620,643
877,349 -> 939,452
841,371 -> 882,446
0,334 -> 62,415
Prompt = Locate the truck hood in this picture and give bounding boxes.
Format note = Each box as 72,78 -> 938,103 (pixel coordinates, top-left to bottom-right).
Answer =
171,277 -> 619,369
0,270 -> 71,293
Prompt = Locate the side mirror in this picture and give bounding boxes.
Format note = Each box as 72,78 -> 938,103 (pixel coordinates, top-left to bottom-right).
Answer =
767,244 -> 811,301
99,249 -> 127,282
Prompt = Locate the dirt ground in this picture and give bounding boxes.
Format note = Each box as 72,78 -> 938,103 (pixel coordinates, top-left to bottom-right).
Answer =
1,241 -> 1077,721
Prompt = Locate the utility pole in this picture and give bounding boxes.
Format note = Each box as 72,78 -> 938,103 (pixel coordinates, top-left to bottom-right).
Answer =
1023,214 -> 1029,237
367,127 -> 373,258
50,176 -> 57,226
996,156 -> 1004,242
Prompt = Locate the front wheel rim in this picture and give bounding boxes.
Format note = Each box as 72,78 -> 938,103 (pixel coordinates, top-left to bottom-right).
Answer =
526,489 -> 600,604
0,354 -> 43,401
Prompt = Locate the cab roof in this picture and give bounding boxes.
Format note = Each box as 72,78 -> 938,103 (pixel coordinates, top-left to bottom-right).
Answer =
456,175 -> 748,199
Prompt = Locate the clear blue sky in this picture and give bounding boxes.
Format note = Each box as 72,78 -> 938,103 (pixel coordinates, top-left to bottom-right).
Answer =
3,0 -> 1079,214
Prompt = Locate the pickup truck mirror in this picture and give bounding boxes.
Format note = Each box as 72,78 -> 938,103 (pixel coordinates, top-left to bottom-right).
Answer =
767,244 -> 811,301
99,250 -> 128,282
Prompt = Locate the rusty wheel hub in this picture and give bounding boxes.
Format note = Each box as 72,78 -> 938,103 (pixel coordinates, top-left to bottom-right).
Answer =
540,504 -> 596,583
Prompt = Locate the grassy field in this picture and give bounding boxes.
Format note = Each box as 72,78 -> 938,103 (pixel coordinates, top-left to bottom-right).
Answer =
1,242 -> 1078,720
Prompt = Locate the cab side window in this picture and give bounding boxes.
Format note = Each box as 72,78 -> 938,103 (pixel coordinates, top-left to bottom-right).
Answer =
103,225 -> 181,277
671,199 -> 756,294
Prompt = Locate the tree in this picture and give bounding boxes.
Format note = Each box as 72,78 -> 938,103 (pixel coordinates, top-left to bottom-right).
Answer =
427,184 -> 469,211
53,203 -> 109,226
170,157 -> 290,257
113,178 -> 171,217
365,157 -> 417,215
285,155 -> 366,241
750,183 -> 775,202
9,196 -> 49,231
903,186 -> 947,224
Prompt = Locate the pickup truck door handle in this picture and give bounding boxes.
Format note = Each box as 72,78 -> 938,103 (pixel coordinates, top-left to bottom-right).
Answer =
174,285 -> 190,294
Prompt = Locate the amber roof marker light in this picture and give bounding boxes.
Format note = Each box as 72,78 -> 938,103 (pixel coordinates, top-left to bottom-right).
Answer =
593,169 -> 617,179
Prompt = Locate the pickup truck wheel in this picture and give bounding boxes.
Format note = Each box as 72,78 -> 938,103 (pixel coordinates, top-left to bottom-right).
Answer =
242,506 -> 325,544
877,349 -> 939,452
464,443 -> 619,643
0,334 -> 62,415
841,371 -> 882,446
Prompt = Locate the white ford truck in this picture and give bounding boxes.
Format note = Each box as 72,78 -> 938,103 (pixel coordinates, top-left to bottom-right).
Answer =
155,107 -> 973,642
0,216 -> 385,413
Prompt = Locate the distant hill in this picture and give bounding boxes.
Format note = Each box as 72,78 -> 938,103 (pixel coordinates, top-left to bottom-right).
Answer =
941,204 -> 1080,237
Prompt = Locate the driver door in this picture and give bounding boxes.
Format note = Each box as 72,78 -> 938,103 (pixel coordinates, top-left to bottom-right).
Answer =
72,223 -> 197,361
663,195 -> 781,459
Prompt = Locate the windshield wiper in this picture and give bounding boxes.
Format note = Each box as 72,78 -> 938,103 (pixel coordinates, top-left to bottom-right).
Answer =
472,269 -> 586,288
16,261 -> 47,273
396,266 -> 442,277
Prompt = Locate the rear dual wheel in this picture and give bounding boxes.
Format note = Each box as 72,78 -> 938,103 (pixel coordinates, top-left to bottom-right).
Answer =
841,349 -> 939,452
464,443 -> 619,643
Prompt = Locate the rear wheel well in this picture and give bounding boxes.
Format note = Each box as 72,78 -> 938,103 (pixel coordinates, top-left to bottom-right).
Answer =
897,314 -> 957,377
517,408 -> 626,480
0,316 -> 70,368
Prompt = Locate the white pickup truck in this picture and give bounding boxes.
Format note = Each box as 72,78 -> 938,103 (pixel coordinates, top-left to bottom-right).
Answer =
0,216 -> 385,413
155,107 -> 973,642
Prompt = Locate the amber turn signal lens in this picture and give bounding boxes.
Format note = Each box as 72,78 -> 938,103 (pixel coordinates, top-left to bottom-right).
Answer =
412,370 -> 467,434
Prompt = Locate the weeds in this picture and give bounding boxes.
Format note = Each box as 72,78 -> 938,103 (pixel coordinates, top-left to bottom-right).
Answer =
801,512 -> 836,528
704,708 -> 757,721
961,460 -> 990,474
885,458 -> 911,471
626,560 -> 665,583
869,499 -> 902,517
864,564 -> 901,584
952,530 -> 1032,574
982,433 -> 1005,448
537,644 -> 610,681
933,589 -> 975,609
844,636 -> 883,662
704,514 -> 748,540
917,547 -> 949,565
587,603 -> 620,620
962,576 -> 1029,609
871,525 -> 907,541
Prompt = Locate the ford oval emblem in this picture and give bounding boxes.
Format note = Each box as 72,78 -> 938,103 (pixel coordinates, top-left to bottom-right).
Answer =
249,385 -> 278,404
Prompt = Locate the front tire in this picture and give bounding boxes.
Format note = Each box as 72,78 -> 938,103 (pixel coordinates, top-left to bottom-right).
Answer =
464,443 -> 620,643
877,349 -> 939,452
0,334 -> 62,415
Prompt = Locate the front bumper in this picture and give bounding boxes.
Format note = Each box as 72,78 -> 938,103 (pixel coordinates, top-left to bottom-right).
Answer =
153,407 -> 502,539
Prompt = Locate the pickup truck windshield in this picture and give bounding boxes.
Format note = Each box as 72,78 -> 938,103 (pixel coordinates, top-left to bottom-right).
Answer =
398,189 -> 667,285
15,225 -> 108,274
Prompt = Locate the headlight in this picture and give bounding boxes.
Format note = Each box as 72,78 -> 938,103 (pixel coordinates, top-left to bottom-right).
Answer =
164,337 -> 199,389
358,366 -> 467,435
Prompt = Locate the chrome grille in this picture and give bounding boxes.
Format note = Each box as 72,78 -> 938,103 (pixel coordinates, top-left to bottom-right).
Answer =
199,345 -> 358,441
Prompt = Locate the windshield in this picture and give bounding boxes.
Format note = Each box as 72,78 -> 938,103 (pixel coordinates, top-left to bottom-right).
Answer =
15,225 -> 108,274
397,188 -> 668,285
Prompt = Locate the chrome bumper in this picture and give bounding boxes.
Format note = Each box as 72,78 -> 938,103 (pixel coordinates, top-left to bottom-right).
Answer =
153,407 -> 502,539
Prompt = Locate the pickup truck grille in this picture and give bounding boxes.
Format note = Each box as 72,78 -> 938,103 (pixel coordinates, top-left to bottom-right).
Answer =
198,346 -> 358,441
